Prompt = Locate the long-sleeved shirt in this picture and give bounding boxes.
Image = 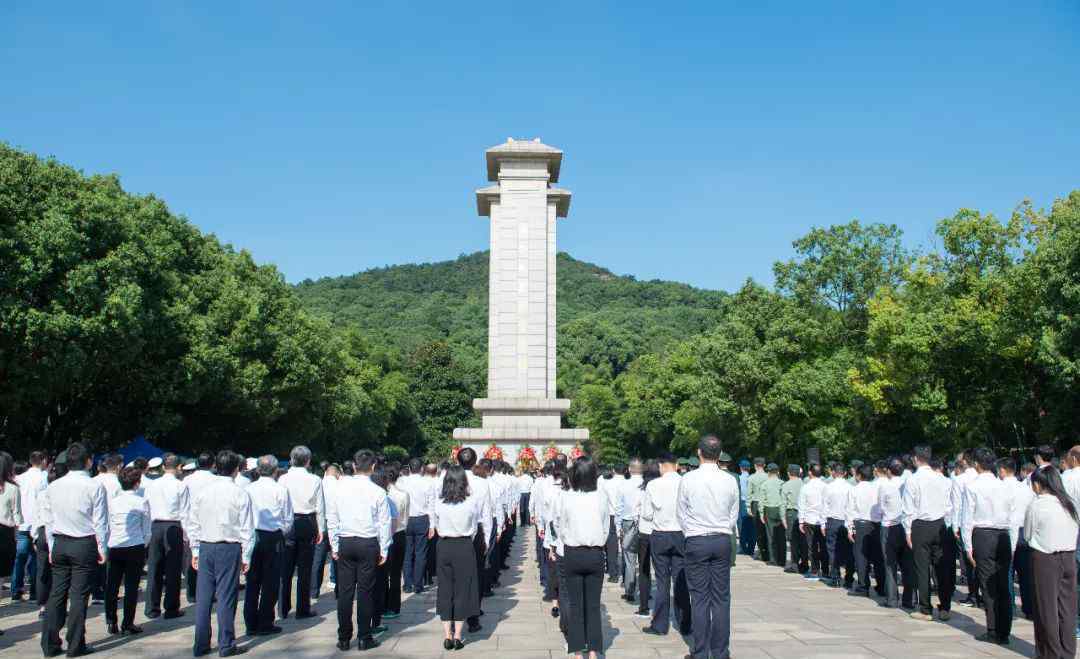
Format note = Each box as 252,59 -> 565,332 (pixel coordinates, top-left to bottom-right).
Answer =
676,463 -> 739,537
1003,476 -> 1034,549
1061,467 -> 1080,511
599,477 -> 621,519
960,471 -> 1013,549
541,481 -> 564,550
641,471 -> 682,533
0,482 -> 23,528
877,477 -> 903,527
145,472 -> 189,522
465,471 -> 495,536
41,470 -> 109,556
901,465 -> 953,534
93,472 -> 122,500
15,466 -> 47,532
556,490 -> 610,547
278,467 -> 326,532
517,474 -> 534,494
761,477 -> 783,508
246,475 -> 294,534
396,473 -> 436,518
951,468 -> 977,529
846,480 -> 882,529
823,478 -> 853,522
107,491 -> 151,548
326,474 -> 391,558
746,470 -> 767,506
780,478 -> 803,516
1024,493 -> 1079,553
388,485 -> 410,535
187,475 -> 255,564
797,478 -> 826,526
618,475 -> 644,522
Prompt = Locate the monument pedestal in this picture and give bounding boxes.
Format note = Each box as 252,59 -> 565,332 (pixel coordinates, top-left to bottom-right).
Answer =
453,399 -> 588,465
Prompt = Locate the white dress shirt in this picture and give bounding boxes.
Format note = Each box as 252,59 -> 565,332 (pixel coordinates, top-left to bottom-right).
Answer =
901,465 -> 954,533
951,468 -> 978,529
93,472 -> 122,500
876,477 -> 903,527
846,480 -> 882,529
396,473 -> 435,518
529,476 -> 549,530
487,474 -> 508,530
326,474 -> 391,558
618,475 -> 644,523
107,491 -> 151,548
187,475 -> 255,564
517,474 -> 534,494
541,481 -> 564,549
465,471 -> 495,536
1025,493 -> 1079,554
246,476 -> 294,534
278,466 -> 326,532
797,478 -> 826,526
960,471 -> 1013,549
676,463 -> 739,537
556,489 -> 610,547
1003,476 -> 1034,549
234,473 -> 252,489
599,477 -> 621,519
1061,467 -> 1080,511
0,482 -> 22,528
15,466 -> 47,532
41,470 -> 109,556
641,471 -> 682,533
823,478 -> 853,522
145,472 -> 189,522
388,485 -> 410,535
432,497 -> 483,539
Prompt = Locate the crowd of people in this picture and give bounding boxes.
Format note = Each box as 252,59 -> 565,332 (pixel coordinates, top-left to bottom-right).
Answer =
0,439 -> 1078,659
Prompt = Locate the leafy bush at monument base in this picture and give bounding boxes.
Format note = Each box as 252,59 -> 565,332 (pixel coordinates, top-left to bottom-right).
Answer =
3,142 -> 1078,463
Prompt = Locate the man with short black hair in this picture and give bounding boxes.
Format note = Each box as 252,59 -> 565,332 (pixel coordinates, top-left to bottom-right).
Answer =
13,450 -> 47,603
641,452 -> 690,637
144,452 -> 189,620
798,464 -> 827,580
396,457 -> 435,594
183,452 -> 217,604
961,447 -> 1014,645
879,458 -> 913,609
747,458 -> 769,563
903,445 -> 955,621
780,464 -> 807,574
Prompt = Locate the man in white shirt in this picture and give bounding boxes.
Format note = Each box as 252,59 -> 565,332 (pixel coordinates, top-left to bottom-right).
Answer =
677,436 -> 740,659
1000,458 -> 1035,620
846,463 -> 884,597
396,457 -> 435,594
182,452 -> 217,605
878,458 -> 914,609
277,445 -> 325,620
517,469 -> 534,526
640,453 -> 690,637
13,450 -> 48,601
244,455 -> 293,637
902,445 -> 955,621
144,453 -> 189,620
961,448 -> 1015,645
477,458 -> 503,597
327,449 -> 391,652
618,459 -> 644,602
311,462 -> 340,598
89,452 -> 124,604
189,450 -> 255,658
952,449 -> 982,608
39,442 -> 108,658
599,466 -> 622,582
823,463 -> 855,588
797,464 -> 827,579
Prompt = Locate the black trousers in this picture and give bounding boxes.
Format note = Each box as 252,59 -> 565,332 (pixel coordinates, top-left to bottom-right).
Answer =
562,546 -> 605,654
973,527 -> 1012,641
825,518 -> 854,586
685,534 -> 732,659
751,502 -> 769,562
605,516 -> 620,578
469,529 -> 487,626
145,520 -> 183,616
650,530 -> 691,635
881,523 -> 914,607
385,530 -> 406,614
336,536 -> 379,643
35,527 -> 51,608
436,536 -> 479,622
785,510 -> 807,571
280,513 -> 317,618
804,523 -> 827,575
106,545 -> 145,628
1032,549 -> 1077,659
853,520 -> 885,593
519,493 -> 531,525
638,532 -> 652,611
1014,541 -> 1035,618
41,535 -> 97,656
402,515 -> 429,592
372,555 -> 388,628
244,529 -> 283,634
910,518 -> 953,614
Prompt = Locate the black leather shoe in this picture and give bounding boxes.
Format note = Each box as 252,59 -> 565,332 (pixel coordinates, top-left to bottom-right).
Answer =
443,639 -> 454,650
358,637 -> 380,651
144,610 -> 161,619
107,623 -> 120,635
467,622 -> 482,633
220,647 -> 247,657
162,610 -> 185,619
453,639 -> 464,650
550,606 -> 559,618
255,626 -> 282,635
336,640 -> 350,651
67,647 -> 95,657
975,633 -> 1008,645
295,611 -> 317,620
642,626 -> 666,636
121,625 -> 142,635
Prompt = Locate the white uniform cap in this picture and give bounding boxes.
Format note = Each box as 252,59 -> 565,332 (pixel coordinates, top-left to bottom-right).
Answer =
147,457 -> 163,468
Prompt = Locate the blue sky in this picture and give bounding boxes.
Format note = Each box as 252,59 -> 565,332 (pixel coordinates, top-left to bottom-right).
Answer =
4,2 -> 1078,291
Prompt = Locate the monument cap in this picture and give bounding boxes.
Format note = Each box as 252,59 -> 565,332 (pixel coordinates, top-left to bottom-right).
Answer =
485,137 -> 563,182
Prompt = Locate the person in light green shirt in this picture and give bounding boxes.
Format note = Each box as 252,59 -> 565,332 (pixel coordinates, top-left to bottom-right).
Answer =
746,458 -> 769,562
761,464 -> 785,567
780,465 -> 806,573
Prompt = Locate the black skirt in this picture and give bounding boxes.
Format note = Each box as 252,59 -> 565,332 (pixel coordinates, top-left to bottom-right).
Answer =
0,524 -> 15,578
436,536 -> 480,622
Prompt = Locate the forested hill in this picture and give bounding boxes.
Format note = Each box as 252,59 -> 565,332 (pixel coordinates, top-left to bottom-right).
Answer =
293,252 -> 727,393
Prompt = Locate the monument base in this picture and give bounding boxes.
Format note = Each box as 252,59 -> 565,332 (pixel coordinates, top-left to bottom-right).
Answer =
452,426 -> 588,467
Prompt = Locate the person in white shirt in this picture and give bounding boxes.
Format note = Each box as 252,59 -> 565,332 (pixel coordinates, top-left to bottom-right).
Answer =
676,436 -> 740,659
797,464 -> 827,580
13,450 -> 48,602
902,446 -> 955,621
89,452 -> 123,604
104,465 -> 151,636
823,463 -> 855,588
39,442 -> 108,658
634,461 -> 660,618
143,452 -> 189,620
430,464 -> 482,651
555,456 -> 610,659
532,463 -> 553,593
999,458 -> 1036,620
959,448 -> 1015,645
311,462 -> 340,598
540,458 -> 568,622
617,459 -> 645,602
243,455 -> 293,637
234,457 -> 255,489
878,459 -> 914,609
277,445 -> 325,620
1025,465 -> 1079,658
598,466 -> 621,583
188,450 -> 255,658
517,469 -> 534,526
384,466 -> 410,618
327,449 -> 391,652
640,453 -> 689,637
181,452 -> 217,605
0,453 -> 23,609
846,463 -> 884,596
396,458 -> 435,595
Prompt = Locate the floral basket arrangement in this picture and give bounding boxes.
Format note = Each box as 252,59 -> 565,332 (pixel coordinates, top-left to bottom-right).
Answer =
569,444 -> 586,460
450,445 -> 463,462
517,445 -> 539,472
484,443 -> 504,461
543,443 -> 560,464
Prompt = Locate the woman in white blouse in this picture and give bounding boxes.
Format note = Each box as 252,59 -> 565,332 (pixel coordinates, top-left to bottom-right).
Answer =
635,460 -> 660,619
1025,466 -> 1079,659
105,465 -> 152,635
0,451 -> 22,634
430,465 -> 481,650
555,456 -> 610,659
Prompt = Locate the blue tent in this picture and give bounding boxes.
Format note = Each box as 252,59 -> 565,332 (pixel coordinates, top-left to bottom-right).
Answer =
116,436 -> 166,464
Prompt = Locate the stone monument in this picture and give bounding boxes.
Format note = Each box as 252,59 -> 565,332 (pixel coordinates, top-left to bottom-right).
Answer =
453,138 -> 589,465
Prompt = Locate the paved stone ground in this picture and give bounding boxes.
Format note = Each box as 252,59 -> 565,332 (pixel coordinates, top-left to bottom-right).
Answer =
0,530 -> 1039,658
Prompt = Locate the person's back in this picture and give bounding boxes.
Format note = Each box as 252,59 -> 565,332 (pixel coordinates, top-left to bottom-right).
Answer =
677,463 -> 739,537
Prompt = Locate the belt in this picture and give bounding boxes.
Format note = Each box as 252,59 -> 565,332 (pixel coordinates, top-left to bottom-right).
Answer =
153,519 -> 182,524
295,512 -> 317,517
54,534 -> 95,540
